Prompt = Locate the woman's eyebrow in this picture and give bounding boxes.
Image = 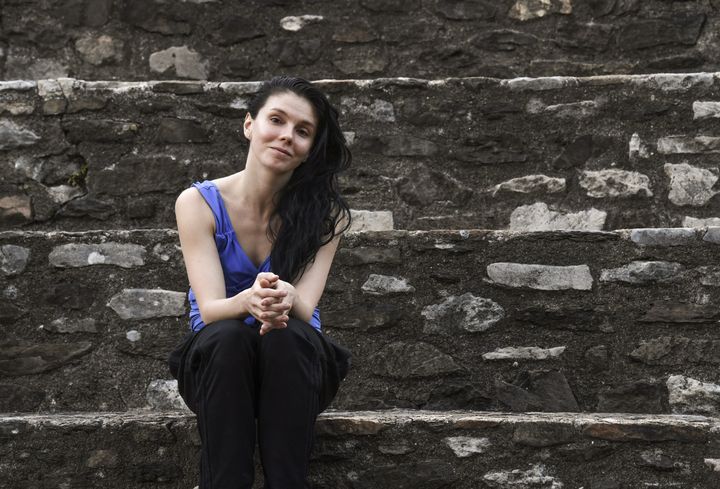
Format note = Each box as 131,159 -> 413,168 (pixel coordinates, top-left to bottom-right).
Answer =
268,108 -> 316,128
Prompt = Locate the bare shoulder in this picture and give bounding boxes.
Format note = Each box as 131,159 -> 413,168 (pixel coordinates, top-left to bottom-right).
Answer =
175,186 -> 214,233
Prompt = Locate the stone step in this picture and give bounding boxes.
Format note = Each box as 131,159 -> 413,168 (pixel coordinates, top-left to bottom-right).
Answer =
2,409 -> 719,489
4,75 -> 720,232
3,1 -> 716,81
2,227 -> 720,416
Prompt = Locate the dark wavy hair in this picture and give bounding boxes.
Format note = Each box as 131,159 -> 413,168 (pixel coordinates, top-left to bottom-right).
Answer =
246,76 -> 352,283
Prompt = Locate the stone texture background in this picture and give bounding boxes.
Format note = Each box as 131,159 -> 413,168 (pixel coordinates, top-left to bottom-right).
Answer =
1,0 -> 719,81
3,76 -> 720,232
3,228 -> 720,417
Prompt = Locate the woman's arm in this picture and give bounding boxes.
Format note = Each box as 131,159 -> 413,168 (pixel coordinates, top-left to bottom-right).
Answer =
175,188 -> 286,326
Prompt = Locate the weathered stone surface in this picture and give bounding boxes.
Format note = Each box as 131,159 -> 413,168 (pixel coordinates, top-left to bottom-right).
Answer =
628,132 -> 650,160
483,346 -> 566,361
75,34 -> 124,65
0,383 -> 45,411
664,163 -> 719,206
487,262 -> 592,290
639,302 -> 720,323
146,379 -> 189,411
62,119 -> 139,143
43,282 -> 95,309
49,243 -> 146,268
0,120 -> 41,150
508,0 -> 572,21
639,449 -> 685,471
396,166 -> 472,207
492,174 -> 565,195
0,194 -> 33,225
629,228 -> 696,246
484,464 -> 564,488
361,274 -> 415,295
341,97 -> 395,122
354,461 -> 457,489
43,317 -> 98,334
116,329 -> 179,361
684,216 -> 720,227
0,245 -> 30,276
584,345 -> 609,371
697,266 -> 720,286
443,436 -> 491,457
659,137 -> 720,154
370,342 -> 461,378
380,135 -> 437,156
509,203 -> 606,231
599,261 -> 683,284
280,15 -> 324,32
579,169 -> 652,198
513,423 -> 576,447
706,459 -> 720,472
667,375 -> 720,416
421,293 -> 505,334
532,99 -> 599,119
336,246 -> 401,266
156,118 -> 211,144
693,101 -> 720,121
149,46 -> 209,79
596,381 -> 667,414
348,210 -> 394,232
87,449 -> 119,468
0,342 -> 93,376
107,289 -> 187,320
704,227 -> 720,244
583,421 -> 706,443
630,336 -> 720,365
618,14 -> 705,51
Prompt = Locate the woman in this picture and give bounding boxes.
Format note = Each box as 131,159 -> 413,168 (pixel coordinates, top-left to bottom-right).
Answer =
168,76 -> 352,489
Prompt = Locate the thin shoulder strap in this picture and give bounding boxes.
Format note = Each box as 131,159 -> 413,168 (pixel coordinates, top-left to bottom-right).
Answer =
191,181 -> 230,234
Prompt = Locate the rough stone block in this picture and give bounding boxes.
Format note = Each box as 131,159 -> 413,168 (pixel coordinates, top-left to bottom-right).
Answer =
483,346 -> 566,360
49,243 -> 146,268
370,342 -> 461,378
599,261 -> 684,284
667,375 -> 720,416
487,262 -> 593,290
349,209 -> 394,232
421,293 -> 505,334
664,163 -> 719,206
492,174 -> 565,195
361,274 -> 414,294
0,244 -> 30,276
629,228 -> 697,246
509,203 -> 606,231
107,289 -> 187,319
579,169 -> 652,198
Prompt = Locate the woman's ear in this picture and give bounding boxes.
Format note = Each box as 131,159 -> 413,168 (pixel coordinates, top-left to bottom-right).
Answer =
243,113 -> 253,140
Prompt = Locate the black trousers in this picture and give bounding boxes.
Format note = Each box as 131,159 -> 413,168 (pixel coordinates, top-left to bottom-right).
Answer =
168,318 -> 350,489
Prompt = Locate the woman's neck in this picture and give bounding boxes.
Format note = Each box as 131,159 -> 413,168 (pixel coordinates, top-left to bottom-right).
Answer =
231,165 -> 291,220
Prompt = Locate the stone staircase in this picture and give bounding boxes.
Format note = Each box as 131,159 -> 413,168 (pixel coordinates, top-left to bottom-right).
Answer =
3,1 -> 720,488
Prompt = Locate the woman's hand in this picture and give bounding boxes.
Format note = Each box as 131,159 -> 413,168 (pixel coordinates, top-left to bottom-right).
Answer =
259,279 -> 297,336
242,272 -> 290,332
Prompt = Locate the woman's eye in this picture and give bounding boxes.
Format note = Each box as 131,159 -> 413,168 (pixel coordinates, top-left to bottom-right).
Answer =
297,129 -> 309,137
270,116 -> 281,123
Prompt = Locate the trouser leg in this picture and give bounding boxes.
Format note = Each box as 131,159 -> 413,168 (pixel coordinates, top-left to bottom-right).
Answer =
189,319 -> 260,489
257,319 -> 322,489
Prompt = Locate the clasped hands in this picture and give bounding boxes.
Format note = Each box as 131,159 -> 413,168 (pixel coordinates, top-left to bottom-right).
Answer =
245,272 -> 296,336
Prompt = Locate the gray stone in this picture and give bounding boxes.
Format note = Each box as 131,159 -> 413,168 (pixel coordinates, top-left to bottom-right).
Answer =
639,449 -> 683,471
49,243 -> 146,268
337,247 -> 401,266
107,289 -> 187,320
483,346 -> 566,361
503,76 -> 578,91
381,135 -> 437,156
0,120 -> 41,150
541,100 -> 598,118
0,194 -> 32,224
705,459 -> 720,472
279,15 -> 324,32
665,163 -> 719,206
630,228 -> 696,246
146,379 -> 190,411
43,317 -> 98,334
513,423 -> 575,447
509,203 -> 606,231
0,101 -> 34,116
443,436 -> 491,457
483,464 -> 563,488
693,101 -> 720,121
0,245 -> 30,276
75,34 -> 124,65
354,461 -> 457,489
666,375 -> 720,416
599,261 -> 684,284
632,73 -> 714,92
658,136 -> 720,154
704,227 -> 720,244
333,46 -> 388,75
639,302 -> 719,323
361,274 -> 414,295
629,133 -> 651,160
492,175 -> 565,195
597,381 -> 667,414
684,216 -> 720,227
341,97 -> 395,122
0,383 -> 45,411
46,185 -> 84,204
508,0 -> 572,21
370,342 -> 461,378
149,46 -> 209,80
421,293 -> 505,334
434,0 -> 497,20
348,210 -> 394,232
697,266 -> 720,286
487,262 -> 592,290
630,336 -> 720,365
579,169 -> 652,198
585,345 -> 609,372
86,449 -> 119,469
156,118 -> 210,144
0,342 -> 93,376
496,370 -> 578,412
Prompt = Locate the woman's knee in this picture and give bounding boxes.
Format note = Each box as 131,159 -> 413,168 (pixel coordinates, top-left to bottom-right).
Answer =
260,319 -> 316,356
198,319 -> 258,360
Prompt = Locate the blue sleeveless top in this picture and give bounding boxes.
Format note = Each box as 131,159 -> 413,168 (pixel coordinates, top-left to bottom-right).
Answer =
187,180 -> 322,332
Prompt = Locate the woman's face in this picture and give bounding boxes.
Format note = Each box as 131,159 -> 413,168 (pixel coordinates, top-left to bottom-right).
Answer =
244,91 -> 318,175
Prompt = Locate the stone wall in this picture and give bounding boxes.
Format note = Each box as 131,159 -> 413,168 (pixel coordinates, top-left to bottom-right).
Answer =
3,75 -> 720,232
2,0 -> 718,81
4,227 -> 720,417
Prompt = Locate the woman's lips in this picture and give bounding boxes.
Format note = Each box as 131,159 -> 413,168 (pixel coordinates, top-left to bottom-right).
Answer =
271,146 -> 292,157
